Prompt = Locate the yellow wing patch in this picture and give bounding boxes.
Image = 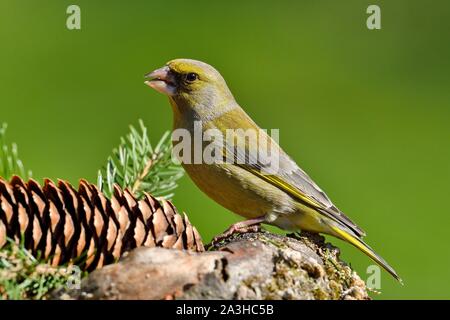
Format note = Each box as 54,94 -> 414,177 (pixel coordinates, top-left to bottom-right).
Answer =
242,165 -> 323,209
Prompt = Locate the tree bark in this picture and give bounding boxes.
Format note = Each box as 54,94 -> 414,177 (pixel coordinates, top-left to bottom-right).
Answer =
53,231 -> 369,300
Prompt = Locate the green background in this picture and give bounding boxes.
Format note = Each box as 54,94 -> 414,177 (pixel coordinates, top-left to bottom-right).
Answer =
1,0 -> 449,299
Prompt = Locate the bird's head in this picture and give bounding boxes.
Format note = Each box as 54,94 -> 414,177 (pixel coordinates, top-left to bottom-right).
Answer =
145,59 -> 235,117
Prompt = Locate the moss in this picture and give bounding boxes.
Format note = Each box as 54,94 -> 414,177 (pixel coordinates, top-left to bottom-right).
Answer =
293,232 -> 369,300
237,251 -> 332,300
0,240 -> 86,300
211,230 -> 369,300
257,234 -> 289,250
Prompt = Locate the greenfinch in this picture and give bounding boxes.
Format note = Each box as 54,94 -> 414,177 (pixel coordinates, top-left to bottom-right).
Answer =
145,58 -> 401,282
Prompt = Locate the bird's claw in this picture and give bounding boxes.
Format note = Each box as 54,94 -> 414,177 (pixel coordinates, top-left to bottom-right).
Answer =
206,224 -> 262,250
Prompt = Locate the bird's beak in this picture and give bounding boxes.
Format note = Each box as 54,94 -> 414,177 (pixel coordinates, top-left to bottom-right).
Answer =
144,66 -> 177,96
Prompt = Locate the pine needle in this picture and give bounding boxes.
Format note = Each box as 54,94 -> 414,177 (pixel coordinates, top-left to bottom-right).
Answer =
0,123 -> 32,180
97,120 -> 184,199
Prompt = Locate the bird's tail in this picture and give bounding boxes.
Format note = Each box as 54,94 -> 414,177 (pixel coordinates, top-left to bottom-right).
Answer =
329,225 -> 402,283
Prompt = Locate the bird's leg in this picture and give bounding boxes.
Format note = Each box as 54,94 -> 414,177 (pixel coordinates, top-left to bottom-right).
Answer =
210,216 -> 266,246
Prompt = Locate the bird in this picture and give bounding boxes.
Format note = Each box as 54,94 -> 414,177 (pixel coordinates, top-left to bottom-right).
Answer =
144,58 -> 401,282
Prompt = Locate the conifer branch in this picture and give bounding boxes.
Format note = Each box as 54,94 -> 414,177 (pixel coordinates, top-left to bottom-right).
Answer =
97,120 -> 184,199
0,123 -> 32,180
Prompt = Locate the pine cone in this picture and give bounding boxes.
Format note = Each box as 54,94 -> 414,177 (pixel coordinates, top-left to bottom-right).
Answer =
0,176 -> 204,271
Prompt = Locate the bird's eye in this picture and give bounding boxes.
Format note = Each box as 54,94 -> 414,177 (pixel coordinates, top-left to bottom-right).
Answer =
185,72 -> 198,82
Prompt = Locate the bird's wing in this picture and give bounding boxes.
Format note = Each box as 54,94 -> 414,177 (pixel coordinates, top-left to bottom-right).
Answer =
224,128 -> 366,237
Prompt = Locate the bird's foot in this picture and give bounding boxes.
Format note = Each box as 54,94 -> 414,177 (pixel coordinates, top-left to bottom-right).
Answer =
214,224 -> 261,242
206,216 -> 266,250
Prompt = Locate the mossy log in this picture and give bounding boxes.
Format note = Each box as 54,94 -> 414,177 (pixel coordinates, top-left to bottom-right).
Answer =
53,231 -> 369,300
